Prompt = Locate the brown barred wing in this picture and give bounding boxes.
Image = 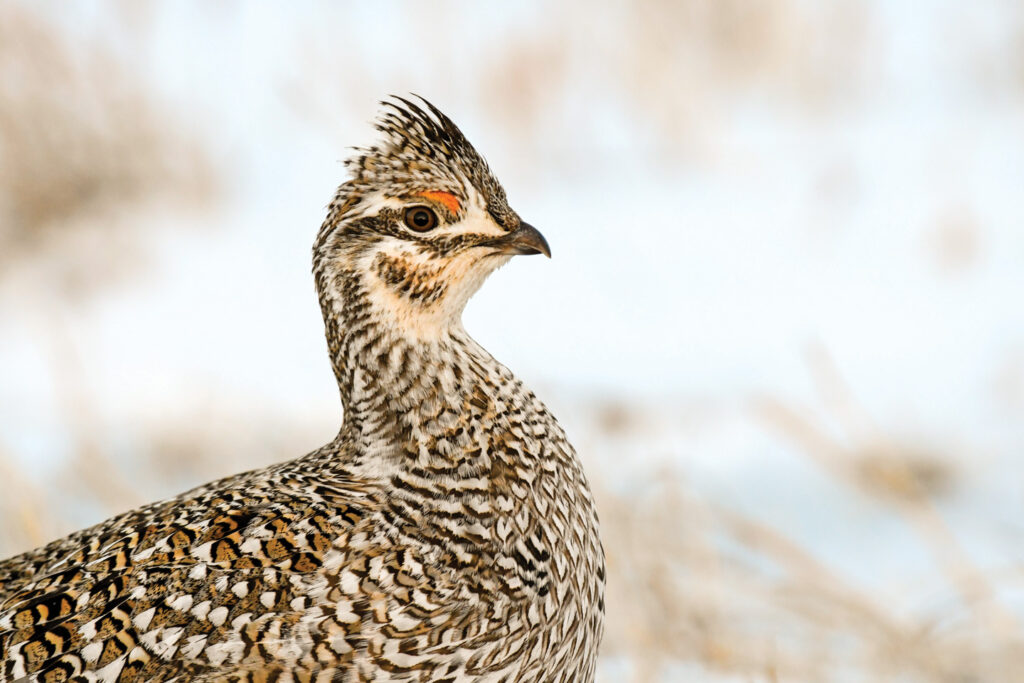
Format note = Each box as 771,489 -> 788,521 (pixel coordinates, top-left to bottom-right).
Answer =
0,493 -> 368,681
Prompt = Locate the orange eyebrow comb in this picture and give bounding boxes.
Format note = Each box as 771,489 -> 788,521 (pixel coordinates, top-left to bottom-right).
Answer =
416,190 -> 461,215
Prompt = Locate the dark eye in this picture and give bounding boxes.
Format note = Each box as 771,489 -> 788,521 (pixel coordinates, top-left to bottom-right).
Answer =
404,206 -> 438,232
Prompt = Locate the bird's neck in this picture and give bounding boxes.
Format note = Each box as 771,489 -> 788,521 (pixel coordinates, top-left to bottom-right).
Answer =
315,266 -> 601,615
317,267 -> 503,462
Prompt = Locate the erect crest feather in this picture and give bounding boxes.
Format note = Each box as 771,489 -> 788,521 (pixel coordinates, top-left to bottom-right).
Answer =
343,96 -> 505,204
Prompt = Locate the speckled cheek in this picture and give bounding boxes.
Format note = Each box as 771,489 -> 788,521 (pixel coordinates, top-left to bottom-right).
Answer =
370,251 -> 448,305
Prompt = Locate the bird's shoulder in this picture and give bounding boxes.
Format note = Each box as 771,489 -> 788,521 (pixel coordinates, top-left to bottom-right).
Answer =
0,454 -> 378,680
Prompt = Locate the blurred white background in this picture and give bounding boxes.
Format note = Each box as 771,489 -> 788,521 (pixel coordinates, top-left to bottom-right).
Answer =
2,1 -> 1024,680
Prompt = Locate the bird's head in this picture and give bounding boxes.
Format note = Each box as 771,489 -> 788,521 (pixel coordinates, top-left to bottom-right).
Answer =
314,97 -> 548,341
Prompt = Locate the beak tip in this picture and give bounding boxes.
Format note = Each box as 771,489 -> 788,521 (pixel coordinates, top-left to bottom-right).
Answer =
484,220 -> 552,258
516,221 -> 551,259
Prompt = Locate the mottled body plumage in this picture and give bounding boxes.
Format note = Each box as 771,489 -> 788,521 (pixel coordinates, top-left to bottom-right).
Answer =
0,98 -> 604,682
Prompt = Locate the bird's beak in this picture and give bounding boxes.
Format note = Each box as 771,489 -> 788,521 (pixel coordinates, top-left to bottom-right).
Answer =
484,222 -> 551,258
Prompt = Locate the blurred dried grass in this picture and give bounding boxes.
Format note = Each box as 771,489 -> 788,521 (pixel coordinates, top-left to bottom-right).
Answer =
617,0 -> 869,149
927,208 -> 982,275
0,2 -> 217,293
599,475 -> 1024,682
0,0 -> 220,557
284,0 -> 870,165
593,351 -> 1024,682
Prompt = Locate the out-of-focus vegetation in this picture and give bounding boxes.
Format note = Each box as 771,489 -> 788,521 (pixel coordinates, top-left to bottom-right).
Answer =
0,3 -> 216,292
2,2 -> 1024,681
0,1 -> 218,555
584,349 -> 1024,681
